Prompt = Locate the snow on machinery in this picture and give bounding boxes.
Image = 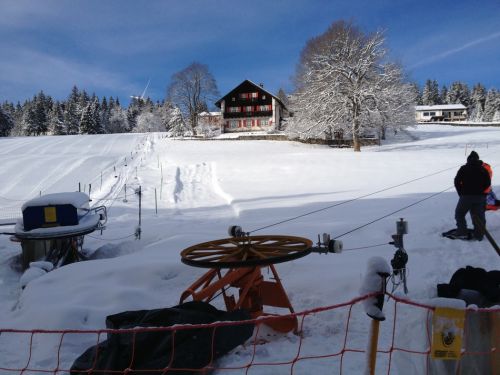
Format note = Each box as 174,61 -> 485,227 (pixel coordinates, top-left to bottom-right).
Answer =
11,192 -> 107,283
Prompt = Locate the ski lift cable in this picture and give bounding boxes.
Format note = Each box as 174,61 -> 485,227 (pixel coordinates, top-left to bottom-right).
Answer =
0,196 -> 27,202
342,243 -> 389,252
249,150 -> 500,235
248,167 -> 459,234
332,185 -> 453,240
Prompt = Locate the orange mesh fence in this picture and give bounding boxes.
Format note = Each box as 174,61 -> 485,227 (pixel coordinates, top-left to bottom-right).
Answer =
0,293 -> 498,374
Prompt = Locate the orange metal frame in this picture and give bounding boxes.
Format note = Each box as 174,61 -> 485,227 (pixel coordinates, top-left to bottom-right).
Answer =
180,264 -> 298,333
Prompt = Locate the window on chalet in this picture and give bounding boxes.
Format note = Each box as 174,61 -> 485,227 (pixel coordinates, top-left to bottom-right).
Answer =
230,120 -> 238,129
454,111 -> 463,116
239,92 -> 259,100
228,106 -> 241,113
231,97 -> 235,102
245,106 -> 253,112
258,104 -> 271,111
423,112 -> 430,116
245,119 -> 252,128
430,112 -> 436,116
259,119 -> 269,126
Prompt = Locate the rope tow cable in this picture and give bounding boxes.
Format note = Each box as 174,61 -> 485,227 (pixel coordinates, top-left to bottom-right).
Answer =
332,186 -> 453,239
249,169 -> 457,235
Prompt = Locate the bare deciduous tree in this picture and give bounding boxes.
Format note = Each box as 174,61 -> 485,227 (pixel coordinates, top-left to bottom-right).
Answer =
290,20 -> 415,151
166,62 -> 219,135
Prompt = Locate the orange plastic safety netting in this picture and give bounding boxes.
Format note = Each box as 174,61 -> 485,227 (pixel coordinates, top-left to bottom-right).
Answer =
0,293 -> 498,374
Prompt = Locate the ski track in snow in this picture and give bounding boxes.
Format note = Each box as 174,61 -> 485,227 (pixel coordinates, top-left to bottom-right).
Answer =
171,162 -> 233,208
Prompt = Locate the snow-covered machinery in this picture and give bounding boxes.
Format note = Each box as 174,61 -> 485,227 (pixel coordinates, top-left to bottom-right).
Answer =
179,226 -> 343,333
13,192 -> 107,270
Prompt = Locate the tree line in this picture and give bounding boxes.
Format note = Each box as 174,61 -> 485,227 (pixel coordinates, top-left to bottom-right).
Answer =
415,80 -> 500,122
0,85 -> 186,137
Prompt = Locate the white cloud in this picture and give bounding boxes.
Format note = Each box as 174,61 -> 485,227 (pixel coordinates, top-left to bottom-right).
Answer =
409,31 -> 500,69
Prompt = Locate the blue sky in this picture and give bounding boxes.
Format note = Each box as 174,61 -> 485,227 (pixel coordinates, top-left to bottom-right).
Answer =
1,0 -> 499,106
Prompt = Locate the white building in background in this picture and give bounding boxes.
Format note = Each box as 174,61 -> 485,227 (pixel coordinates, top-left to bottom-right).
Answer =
415,104 -> 467,123
198,111 -> 222,127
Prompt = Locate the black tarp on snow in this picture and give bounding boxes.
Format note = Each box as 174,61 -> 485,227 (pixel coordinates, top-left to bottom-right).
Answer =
70,301 -> 254,375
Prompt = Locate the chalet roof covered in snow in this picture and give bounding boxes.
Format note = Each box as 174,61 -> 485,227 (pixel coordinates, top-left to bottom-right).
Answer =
415,104 -> 466,111
214,79 -> 286,109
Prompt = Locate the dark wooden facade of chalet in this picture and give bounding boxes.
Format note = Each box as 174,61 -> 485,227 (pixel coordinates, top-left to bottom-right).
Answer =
215,80 -> 286,133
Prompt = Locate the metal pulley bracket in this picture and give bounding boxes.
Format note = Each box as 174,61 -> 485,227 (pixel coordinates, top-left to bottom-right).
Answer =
311,233 -> 343,254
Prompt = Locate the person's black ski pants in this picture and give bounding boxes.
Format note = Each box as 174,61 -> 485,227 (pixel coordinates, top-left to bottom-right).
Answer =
455,195 -> 486,239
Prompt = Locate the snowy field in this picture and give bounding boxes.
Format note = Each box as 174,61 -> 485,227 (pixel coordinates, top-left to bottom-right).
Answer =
1,125 -> 499,374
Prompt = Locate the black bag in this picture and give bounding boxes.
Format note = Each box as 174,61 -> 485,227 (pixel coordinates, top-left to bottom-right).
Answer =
71,301 -> 254,375
437,266 -> 500,306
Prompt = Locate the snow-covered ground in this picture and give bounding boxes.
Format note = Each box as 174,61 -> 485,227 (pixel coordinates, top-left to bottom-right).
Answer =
0,125 -> 499,374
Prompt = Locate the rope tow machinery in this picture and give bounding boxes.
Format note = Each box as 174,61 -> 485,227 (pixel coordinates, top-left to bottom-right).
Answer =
179,219 -> 409,335
179,226 -> 343,334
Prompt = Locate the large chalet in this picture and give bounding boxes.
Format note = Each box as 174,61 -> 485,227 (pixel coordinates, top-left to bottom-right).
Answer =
215,80 -> 287,133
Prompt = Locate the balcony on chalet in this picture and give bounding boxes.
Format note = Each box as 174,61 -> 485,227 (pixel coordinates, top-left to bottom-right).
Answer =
224,110 -> 273,119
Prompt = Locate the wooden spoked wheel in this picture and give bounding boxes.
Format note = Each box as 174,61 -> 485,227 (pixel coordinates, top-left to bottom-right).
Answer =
181,235 -> 313,268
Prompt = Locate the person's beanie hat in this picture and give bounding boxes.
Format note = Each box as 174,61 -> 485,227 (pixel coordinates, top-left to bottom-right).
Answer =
467,151 -> 479,162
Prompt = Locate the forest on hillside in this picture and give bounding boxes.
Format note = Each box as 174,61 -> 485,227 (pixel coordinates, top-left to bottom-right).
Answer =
0,86 -> 185,137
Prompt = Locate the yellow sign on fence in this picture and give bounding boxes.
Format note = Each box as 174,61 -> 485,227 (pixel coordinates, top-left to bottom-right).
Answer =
431,307 -> 465,360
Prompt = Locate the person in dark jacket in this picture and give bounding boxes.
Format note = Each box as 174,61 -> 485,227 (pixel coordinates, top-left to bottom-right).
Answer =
454,151 -> 491,240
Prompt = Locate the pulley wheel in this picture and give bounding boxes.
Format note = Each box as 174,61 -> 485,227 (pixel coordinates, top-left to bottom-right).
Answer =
181,235 -> 313,268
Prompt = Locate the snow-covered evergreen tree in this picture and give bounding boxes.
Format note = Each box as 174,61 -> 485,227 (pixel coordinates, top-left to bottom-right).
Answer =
100,97 -> 110,132
166,106 -> 187,136
78,90 -> 90,113
469,83 -> 487,121
79,100 -> 102,134
422,79 -> 439,105
483,89 -> 499,122
493,110 -> 500,123
79,103 -> 93,134
0,107 -> 14,136
9,102 -> 24,136
64,101 -> 80,134
22,105 -> 39,135
440,85 -> 448,104
446,81 -> 470,106
33,91 -> 49,134
126,98 -> 144,132
69,85 -> 80,105
48,102 -> 65,135
410,83 -> 422,105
